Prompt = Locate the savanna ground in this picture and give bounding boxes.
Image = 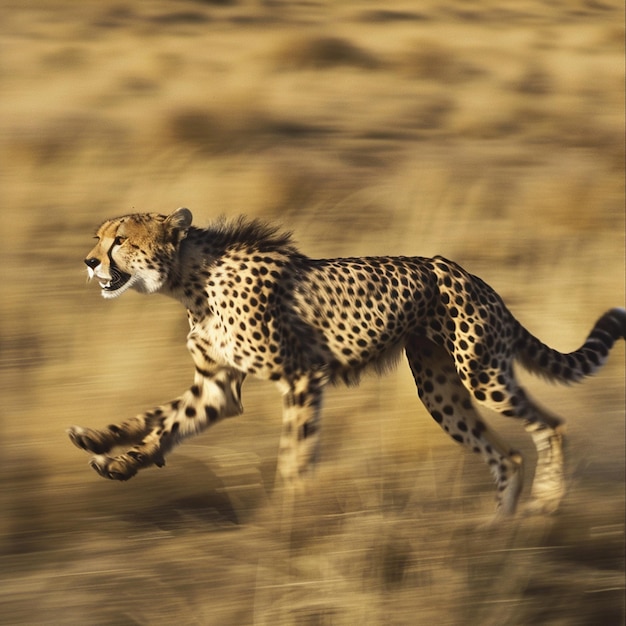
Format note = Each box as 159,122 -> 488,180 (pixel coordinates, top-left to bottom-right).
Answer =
1,1 -> 624,624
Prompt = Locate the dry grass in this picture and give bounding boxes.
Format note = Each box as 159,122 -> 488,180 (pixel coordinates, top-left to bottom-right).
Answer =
1,0 -> 624,624
273,35 -> 382,70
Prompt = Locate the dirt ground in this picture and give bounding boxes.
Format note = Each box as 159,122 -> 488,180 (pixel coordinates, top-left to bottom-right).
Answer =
1,1 -> 624,624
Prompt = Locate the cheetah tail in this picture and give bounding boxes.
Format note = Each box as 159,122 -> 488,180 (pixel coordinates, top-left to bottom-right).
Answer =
516,307 -> 626,384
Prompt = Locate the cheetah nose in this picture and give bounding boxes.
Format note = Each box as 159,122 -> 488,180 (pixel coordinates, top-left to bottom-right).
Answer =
85,258 -> 100,269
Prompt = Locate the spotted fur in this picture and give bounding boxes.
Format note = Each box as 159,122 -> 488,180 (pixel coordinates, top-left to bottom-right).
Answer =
69,208 -> 626,517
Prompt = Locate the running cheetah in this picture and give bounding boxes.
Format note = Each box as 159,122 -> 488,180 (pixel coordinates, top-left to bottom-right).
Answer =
68,208 -> 626,516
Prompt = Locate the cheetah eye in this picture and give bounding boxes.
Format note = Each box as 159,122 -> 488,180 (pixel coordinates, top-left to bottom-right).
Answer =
114,236 -> 126,246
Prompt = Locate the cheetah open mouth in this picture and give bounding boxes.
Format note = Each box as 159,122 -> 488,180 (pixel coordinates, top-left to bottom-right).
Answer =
99,267 -> 133,298
100,276 -> 130,290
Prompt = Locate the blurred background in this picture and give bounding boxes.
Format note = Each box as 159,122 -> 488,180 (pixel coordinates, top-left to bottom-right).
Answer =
1,1 -> 624,624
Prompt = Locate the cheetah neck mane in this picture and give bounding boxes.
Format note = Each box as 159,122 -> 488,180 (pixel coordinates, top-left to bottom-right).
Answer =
193,216 -> 300,255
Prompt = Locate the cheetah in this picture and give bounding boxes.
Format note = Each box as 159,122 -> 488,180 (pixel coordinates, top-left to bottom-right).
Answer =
68,208 -> 626,517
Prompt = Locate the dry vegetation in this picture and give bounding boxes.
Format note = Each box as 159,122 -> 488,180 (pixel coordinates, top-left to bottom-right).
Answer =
1,0 -> 624,624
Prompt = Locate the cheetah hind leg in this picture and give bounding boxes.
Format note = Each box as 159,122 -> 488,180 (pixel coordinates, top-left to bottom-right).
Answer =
522,402 -> 566,515
468,376 -> 566,516
477,382 -> 567,515
405,336 -> 524,518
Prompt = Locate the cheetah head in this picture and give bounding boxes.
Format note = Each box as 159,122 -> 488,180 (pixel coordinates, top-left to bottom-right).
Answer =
85,207 -> 193,299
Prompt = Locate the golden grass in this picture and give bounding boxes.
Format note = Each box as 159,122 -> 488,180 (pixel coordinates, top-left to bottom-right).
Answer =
1,0 -> 624,624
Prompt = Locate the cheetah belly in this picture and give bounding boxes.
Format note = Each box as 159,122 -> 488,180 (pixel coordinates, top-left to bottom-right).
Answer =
190,318 -> 282,380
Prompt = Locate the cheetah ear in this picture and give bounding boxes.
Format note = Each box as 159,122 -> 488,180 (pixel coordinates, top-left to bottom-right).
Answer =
167,207 -> 193,229
165,207 -> 193,244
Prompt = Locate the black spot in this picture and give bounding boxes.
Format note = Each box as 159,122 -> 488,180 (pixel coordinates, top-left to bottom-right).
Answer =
205,406 -> 219,422
185,406 -> 196,418
431,410 -> 443,424
491,390 -> 504,403
471,421 -> 486,438
299,420 -> 319,440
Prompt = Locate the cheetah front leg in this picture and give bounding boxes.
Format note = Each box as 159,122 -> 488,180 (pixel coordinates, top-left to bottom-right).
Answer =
275,370 -> 328,491
68,367 -> 245,480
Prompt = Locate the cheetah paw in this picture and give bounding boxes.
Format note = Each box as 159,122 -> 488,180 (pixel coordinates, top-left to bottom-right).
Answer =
89,454 -> 137,481
67,426 -> 110,454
